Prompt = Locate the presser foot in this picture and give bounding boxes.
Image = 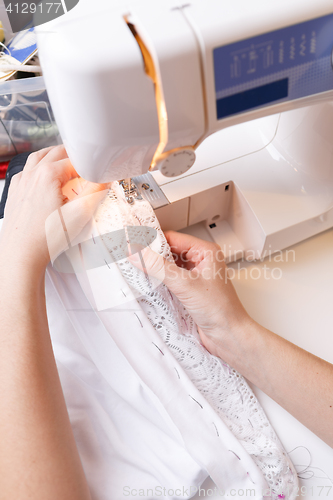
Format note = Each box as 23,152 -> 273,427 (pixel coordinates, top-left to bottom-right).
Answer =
119,178 -> 143,205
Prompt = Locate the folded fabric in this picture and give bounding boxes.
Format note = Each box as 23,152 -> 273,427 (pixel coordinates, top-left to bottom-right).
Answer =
47,182 -> 299,499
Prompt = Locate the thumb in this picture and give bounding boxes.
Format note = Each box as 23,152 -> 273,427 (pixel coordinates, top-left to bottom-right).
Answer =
129,247 -> 192,297
45,188 -> 109,265
78,180 -> 111,199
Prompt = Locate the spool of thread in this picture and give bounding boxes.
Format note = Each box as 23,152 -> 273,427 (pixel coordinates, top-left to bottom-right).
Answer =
0,161 -> 9,179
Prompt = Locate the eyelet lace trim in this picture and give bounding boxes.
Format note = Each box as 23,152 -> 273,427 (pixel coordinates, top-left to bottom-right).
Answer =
94,182 -> 298,500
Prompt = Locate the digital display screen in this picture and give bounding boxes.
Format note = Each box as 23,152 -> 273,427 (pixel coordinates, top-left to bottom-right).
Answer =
216,78 -> 289,119
213,12 -> 333,120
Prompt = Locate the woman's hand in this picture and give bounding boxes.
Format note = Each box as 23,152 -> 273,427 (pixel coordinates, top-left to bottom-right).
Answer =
0,145 -> 109,275
130,230 -> 252,359
132,230 -> 333,447
0,145 -> 102,499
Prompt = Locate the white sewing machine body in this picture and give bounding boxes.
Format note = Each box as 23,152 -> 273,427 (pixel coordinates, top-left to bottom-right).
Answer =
35,0 -> 333,261
150,103 -> 333,262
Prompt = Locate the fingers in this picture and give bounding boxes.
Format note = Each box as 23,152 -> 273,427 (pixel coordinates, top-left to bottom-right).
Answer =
24,146 -> 78,180
165,230 -> 221,268
78,180 -> 111,198
46,188 -> 109,264
24,145 -> 65,171
129,247 -> 189,294
73,181 -> 110,221
165,230 -> 201,254
165,231 -> 202,268
38,145 -> 72,166
23,146 -> 79,190
44,158 -> 78,188
9,171 -> 22,189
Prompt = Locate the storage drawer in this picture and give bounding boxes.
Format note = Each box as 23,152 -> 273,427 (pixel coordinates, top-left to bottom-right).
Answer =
0,76 -> 61,160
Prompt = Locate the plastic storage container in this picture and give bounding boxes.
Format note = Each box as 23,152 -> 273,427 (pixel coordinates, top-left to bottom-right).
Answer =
0,76 -> 61,160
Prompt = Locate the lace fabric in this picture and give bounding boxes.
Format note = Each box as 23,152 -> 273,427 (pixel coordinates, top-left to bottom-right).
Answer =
93,182 -> 298,500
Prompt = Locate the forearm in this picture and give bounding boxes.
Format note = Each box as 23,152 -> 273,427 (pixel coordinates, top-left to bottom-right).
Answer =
143,229 -> 333,446
217,320 -> 333,446
0,256 -> 91,500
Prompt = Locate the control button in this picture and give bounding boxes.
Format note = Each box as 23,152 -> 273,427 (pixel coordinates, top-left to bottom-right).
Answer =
157,148 -> 196,177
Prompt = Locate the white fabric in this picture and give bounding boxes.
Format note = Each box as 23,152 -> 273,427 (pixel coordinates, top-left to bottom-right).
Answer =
46,274 -> 207,500
47,182 -> 299,500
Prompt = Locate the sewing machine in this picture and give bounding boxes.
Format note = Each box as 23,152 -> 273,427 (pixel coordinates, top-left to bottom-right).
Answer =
26,4 -> 333,498
35,0 -> 333,262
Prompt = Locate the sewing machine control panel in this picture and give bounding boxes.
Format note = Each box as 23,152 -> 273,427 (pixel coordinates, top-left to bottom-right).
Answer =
213,12 -> 333,119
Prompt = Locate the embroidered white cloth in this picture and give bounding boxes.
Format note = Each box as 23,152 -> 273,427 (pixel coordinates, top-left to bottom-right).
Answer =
47,182 -> 299,500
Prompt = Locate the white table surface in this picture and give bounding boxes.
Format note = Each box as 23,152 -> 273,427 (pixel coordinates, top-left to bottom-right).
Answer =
184,222 -> 333,500
0,178 -> 332,499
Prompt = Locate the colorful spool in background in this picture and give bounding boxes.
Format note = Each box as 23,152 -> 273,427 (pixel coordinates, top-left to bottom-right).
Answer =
0,161 -> 9,179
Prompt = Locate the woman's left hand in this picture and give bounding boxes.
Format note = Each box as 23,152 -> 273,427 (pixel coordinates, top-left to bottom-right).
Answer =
0,145 -> 109,274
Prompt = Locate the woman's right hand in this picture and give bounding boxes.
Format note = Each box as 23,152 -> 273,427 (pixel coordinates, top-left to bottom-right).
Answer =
130,230 -> 253,360
132,230 -> 333,449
